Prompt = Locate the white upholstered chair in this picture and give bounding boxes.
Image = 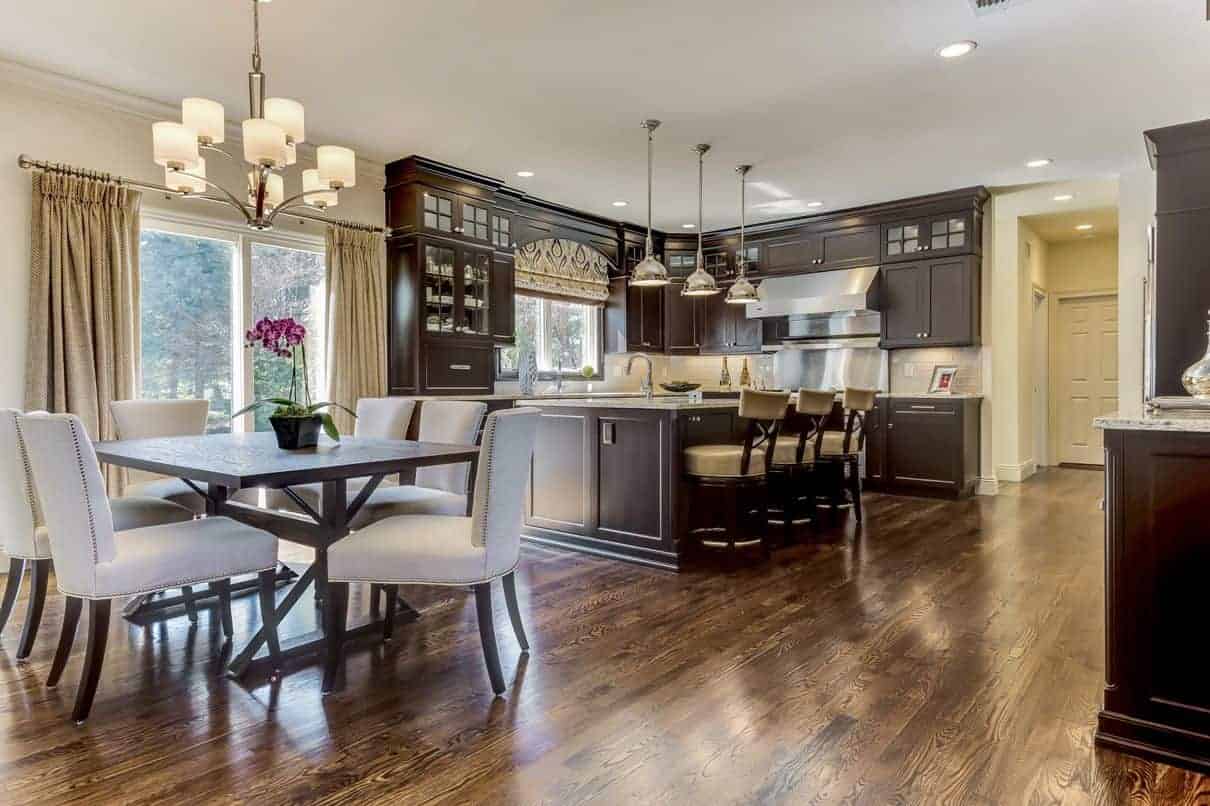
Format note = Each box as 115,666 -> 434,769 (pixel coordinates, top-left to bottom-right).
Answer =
110,399 -> 210,513
18,413 -> 282,723
0,409 -> 194,659
261,397 -> 418,515
322,407 -> 540,696
349,399 -> 487,529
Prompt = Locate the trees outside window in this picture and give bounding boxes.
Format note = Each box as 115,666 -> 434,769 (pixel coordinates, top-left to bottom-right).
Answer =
139,216 -> 325,433
498,294 -> 600,377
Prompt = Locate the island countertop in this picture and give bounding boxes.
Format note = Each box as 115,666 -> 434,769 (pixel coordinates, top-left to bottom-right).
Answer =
1094,410 -> 1210,433
519,396 -> 743,411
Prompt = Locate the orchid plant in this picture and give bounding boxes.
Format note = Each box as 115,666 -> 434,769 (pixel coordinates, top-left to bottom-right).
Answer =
232,316 -> 354,440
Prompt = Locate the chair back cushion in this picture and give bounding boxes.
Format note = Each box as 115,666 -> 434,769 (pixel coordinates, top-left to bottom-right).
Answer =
738,389 -> 791,421
796,388 -> 836,416
843,387 -> 878,412
0,409 -> 41,557
353,397 -> 416,439
110,399 -> 209,487
470,408 -> 540,578
415,400 -> 488,495
18,413 -> 116,596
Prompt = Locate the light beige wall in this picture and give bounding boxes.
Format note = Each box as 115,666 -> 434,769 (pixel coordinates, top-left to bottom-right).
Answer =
0,63 -> 385,409
1045,236 -> 1118,294
1117,168 -> 1154,418
1017,221 -> 1047,466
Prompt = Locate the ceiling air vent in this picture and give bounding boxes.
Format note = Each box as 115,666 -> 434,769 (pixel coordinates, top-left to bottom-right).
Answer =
968,0 -> 1030,15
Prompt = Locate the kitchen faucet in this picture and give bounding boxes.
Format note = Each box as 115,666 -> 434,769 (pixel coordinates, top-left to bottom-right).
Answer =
627,353 -> 654,399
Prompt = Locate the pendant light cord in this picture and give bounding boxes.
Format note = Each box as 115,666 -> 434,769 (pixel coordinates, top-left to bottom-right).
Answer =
252,0 -> 262,73
737,165 -> 750,279
645,125 -> 654,256
697,148 -> 704,265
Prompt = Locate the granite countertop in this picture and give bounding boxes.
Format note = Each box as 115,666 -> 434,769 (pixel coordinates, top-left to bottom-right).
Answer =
520,396 -> 744,411
882,393 -> 983,400
1095,411 -> 1210,433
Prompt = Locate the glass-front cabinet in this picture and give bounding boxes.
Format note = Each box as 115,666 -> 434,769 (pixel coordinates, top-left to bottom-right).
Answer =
882,211 -> 974,263
423,243 -> 491,339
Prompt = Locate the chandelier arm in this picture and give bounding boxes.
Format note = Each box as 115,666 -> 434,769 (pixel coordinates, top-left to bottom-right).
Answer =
199,143 -> 242,168
271,188 -> 335,213
170,169 -> 254,224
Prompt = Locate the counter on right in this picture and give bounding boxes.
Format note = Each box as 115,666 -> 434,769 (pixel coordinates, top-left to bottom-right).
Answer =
1094,411 -> 1210,773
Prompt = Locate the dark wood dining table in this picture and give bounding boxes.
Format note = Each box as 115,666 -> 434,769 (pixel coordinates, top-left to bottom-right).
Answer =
95,431 -> 480,679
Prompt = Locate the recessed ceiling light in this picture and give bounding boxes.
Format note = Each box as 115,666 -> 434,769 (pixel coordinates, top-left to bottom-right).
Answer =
806,201 -> 824,209
515,170 -> 534,178
1053,194 -> 1074,202
1025,158 -> 1053,169
1075,224 -> 1094,231
682,223 -> 696,229
937,40 -> 977,59
612,201 -> 628,207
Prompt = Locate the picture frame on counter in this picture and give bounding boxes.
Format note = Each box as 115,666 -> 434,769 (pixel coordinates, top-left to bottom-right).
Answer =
929,365 -> 959,394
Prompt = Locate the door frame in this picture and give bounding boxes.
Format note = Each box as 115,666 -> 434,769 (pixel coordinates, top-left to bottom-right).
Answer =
1048,289 -> 1118,467
1031,286 -> 1050,467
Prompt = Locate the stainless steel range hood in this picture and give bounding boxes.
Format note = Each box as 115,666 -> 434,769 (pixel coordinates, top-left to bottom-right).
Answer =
749,266 -> 880,318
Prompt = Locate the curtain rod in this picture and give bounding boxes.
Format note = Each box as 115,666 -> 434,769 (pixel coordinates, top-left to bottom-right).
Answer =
17,154 -> 388,235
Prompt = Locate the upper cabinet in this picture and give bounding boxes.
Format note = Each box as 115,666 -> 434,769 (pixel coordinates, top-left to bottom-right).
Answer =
754,224 -> 879,274
416,188 -> 500,245
882,211 -> 976,263
421,242 -> 493,340
880,255 -> 980,349
700,286 -> 762,354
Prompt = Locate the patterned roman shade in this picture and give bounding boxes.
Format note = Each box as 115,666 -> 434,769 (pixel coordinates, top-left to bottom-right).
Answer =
514,238 -> 611,305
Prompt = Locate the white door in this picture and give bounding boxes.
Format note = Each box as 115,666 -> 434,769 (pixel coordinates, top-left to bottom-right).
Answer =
1054,295 -> 1118,466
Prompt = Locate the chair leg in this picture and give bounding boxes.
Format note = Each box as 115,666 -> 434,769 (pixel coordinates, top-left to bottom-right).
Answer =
72,599 -> 111,724
782,471 -> 795,546
369,583 -> 382,619
47,595 -> 83,687
180,585 -> 199,624
502,572 -> 529,653
473,582 -> 506,695
257,570 -> 283,680
321,581 -> 348,693
382,584 -> 398,641
211,579 -> 234,638
0,558 -> 24,634
849,457 -> 864,523
16,558 -> 50,659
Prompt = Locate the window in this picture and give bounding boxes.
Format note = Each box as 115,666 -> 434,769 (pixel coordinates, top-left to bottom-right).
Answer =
498,294 -> 601,377
139,214 -> 326,433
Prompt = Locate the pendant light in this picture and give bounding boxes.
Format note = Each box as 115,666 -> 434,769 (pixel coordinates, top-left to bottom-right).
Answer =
684,144 -> 721,297
726,164 -> 760,304
630,119 -> 670,287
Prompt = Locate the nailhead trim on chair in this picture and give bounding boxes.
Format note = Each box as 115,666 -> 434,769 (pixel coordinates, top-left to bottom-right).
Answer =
330,562 -> 518,587
11,414 -> 45,529
67,419 -> 102,564
55,563 -> 279,601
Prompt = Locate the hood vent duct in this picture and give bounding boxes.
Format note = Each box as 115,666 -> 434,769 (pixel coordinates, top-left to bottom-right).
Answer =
748,266 -> 880,318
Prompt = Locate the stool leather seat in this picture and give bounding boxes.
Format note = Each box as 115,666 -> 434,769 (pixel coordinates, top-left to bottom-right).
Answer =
684,444 -> 768,477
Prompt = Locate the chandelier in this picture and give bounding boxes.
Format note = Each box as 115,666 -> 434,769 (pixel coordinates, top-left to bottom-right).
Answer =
151,0 -> 355,230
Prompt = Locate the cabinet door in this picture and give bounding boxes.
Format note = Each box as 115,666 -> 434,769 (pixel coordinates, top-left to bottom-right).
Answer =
819,225 -> 880,269
880,263 -> 927,347
527,411 -> 591,534
641,286 -> 664,350
456,247 -> 492,338
699,289 -> 732,353
764,231 -> 822,273
923,258 -> 974,345
421,191 -> 455,235
882,220 -> 926,263
387,241 -> 418,394
864,398 -> 886,483
458,200 -> 492,242
490,213 -> 513,250
731,303 -> 763,353
421,243 -> 458,336
736,244 -> 761,277
665,251 -> 696,278
490,255 -> 515,343
705,248 -> 731,281
886,402 -> 960,490
923,213 -> 972,257
597,413 -> 666,545
665,283 -> 701,353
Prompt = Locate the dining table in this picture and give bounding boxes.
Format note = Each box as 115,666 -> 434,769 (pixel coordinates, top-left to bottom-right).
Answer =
95,431 -> 480,679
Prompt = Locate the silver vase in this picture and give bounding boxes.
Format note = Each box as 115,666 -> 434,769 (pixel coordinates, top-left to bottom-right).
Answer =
1181,311 -> 1210,399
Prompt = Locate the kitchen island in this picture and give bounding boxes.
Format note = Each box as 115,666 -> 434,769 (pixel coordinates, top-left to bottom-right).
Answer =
1095,410 -> 1210,773
519,396 -> 749,570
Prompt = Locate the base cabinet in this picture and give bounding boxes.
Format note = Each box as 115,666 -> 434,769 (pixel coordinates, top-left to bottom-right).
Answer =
865,396 -> 980,497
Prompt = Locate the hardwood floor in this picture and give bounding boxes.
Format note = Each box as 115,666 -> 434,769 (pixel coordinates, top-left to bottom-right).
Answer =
1,469 -> 1208,804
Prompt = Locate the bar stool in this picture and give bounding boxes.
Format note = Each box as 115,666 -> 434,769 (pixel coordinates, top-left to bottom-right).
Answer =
815,387 -> 877,523
768,389 -> 835,543
682,389 -> 790,561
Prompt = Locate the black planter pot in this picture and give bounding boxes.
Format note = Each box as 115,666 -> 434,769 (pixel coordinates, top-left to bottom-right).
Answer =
269,414 -> 323,450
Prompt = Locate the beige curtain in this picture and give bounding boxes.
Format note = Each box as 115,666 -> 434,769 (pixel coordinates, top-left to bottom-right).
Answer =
325,224 -> 387,435
25,171 -> 141,491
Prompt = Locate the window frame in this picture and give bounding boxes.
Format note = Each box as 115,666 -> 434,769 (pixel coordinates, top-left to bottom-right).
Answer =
496,293 -> 605,381
139,210 -> 326,433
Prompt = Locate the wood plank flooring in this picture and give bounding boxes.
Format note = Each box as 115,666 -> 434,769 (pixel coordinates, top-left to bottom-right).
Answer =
1,469 -> 1208,804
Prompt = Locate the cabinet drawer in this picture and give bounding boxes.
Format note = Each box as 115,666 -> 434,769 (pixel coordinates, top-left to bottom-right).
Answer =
422,343 -> 493,392
888,399 -> 958,416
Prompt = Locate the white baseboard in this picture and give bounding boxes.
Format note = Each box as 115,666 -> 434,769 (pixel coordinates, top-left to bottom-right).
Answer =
976,476 -> 1000,496
996,461 -> 1037,483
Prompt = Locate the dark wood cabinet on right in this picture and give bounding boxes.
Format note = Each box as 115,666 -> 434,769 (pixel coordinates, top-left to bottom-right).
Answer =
882,211 -> 977,263
864,396 -> 980,497
880,256 -> 980,349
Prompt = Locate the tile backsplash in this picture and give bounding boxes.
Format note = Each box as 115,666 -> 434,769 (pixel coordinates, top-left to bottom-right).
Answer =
889,347 -> 983,395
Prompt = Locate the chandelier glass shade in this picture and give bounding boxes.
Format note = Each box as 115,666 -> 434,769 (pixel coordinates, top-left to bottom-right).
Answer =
150,0 -> 355,230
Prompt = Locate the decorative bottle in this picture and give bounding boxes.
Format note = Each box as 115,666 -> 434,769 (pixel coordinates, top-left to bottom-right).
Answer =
1182,310 -> 1210,399
739,358 -> 751,388
720,357 -> 732,390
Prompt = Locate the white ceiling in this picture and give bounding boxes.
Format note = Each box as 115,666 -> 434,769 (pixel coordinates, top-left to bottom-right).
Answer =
1022,207 -> 1118,242
1,0 -> 1206,230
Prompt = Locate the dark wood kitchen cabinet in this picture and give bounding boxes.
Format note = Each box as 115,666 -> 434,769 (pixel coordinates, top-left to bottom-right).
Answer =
880,256 -> 980,348
763,231 -> 820,273
665,282 -> 703,353
882,211 -> 977,263
700,286 -> 762,354
626,283 -> 665,351
757,224 -> 878,274
490,254 -> 515,343
818,225 -> 880,269
865,396 -> 980,497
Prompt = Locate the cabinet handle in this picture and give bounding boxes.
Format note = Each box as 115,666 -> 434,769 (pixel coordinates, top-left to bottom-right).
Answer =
887,423 -> 894,430
449,363 -> 472,371
909,405 -> 936,410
